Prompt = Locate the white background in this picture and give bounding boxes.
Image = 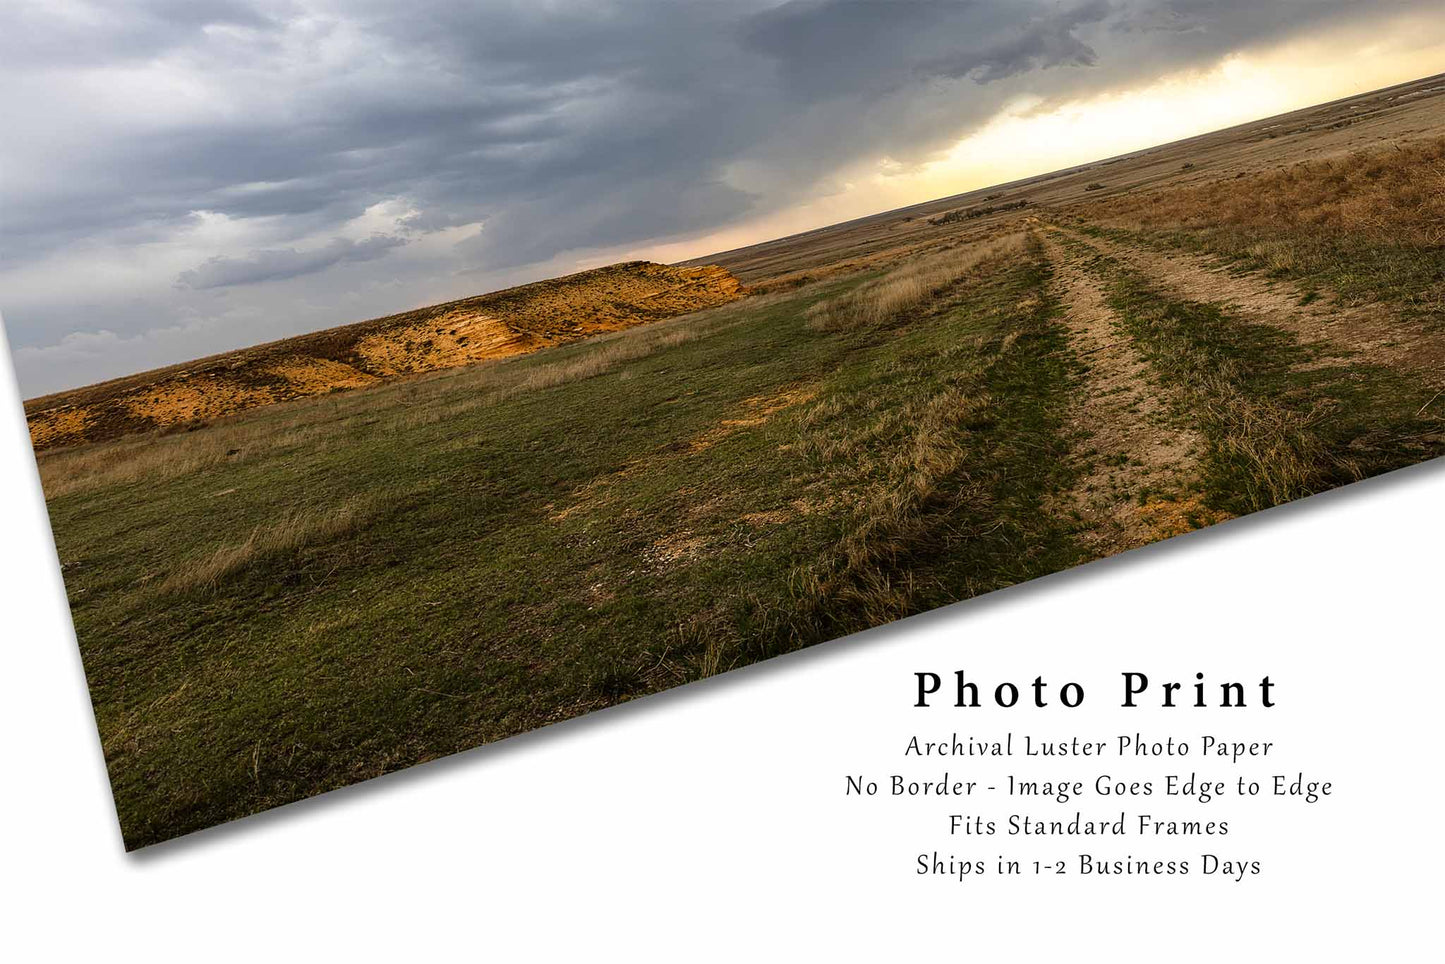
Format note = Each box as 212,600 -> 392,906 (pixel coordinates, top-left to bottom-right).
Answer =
2,327 -> 1440,960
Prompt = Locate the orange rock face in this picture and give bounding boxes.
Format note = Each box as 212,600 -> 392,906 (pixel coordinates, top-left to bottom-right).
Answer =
26,261 -> 745,450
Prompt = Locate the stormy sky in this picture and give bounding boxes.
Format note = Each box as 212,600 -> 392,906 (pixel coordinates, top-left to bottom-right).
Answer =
3,1 -> 1442,396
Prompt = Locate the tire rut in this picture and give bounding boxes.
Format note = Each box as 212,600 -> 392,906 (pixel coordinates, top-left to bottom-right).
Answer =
1038,231 -> 1218,556
1055,224 -> 1445,381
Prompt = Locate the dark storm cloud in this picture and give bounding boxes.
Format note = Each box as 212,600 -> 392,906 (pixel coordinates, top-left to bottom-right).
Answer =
1,0 -> 1434,394
176,234 -> 409,289
741,0 -> 1113,94
935,0 -> 1114,83
3,0 -> 1401,265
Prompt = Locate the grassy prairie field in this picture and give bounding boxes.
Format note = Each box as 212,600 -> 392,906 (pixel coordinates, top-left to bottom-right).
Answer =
35,74 -> 1445,848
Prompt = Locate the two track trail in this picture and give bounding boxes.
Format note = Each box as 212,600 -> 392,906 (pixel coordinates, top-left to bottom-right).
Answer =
1057,224 -> 1445,381
1037,230 -> 1215,555
1038,220 -> 1445,536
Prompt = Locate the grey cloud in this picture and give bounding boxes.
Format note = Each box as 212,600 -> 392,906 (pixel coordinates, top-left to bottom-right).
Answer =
5,0 -> 1403,266
0,0 -> 281,68
742,0 -> 1112,95
1,0 -> 1436,395
176,235 -> 409,289
933,0 -> 1114,83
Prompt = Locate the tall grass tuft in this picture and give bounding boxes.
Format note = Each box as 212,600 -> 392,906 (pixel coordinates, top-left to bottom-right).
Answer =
805,233 -> 1026,332
160,494 -> 387,594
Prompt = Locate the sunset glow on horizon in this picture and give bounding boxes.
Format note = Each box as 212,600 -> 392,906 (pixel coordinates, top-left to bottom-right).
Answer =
620,19 -> 1445,269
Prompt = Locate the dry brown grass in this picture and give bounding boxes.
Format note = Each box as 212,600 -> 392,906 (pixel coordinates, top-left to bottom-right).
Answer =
780,325 -> 1013,624
1090,136 -> 1445,247
513,326 -> 703,392
698,634 -> 728,678
797,387 -> 986,621
805,233 -> 1026,331
159,493 -> 386,594
36,416 -> 333,500
1191,371 -> 1341,509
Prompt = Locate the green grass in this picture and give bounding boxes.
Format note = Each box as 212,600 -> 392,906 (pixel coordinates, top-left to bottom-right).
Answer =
52,242 -> 1089,848
744,240 -> 1086,646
